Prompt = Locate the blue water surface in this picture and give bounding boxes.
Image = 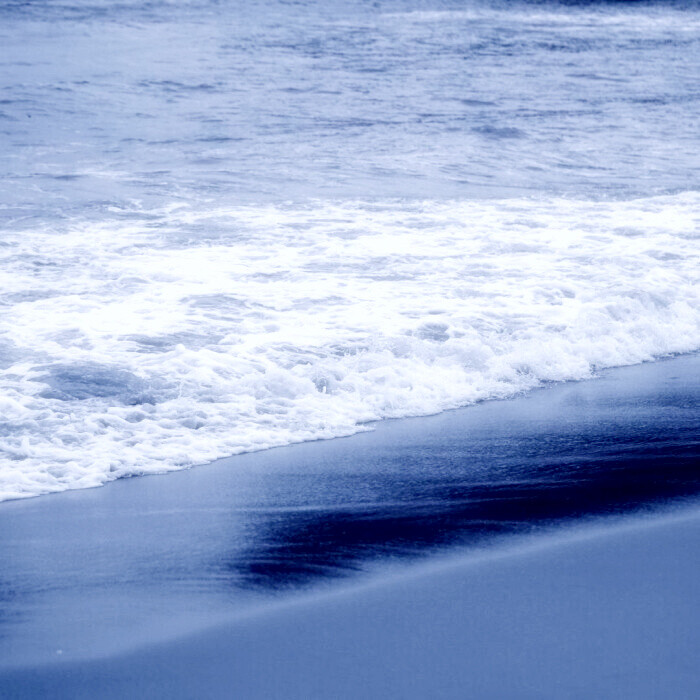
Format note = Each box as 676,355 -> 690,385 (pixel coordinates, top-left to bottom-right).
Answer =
2,0 -> 699,225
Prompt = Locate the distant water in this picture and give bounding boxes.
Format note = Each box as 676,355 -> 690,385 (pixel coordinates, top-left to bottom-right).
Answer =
1,0 -> 699,500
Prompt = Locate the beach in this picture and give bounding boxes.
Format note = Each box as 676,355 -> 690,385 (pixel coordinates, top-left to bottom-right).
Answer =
3,507 -> 698,699
1,354 -> 698,698
1,0 -> 700,695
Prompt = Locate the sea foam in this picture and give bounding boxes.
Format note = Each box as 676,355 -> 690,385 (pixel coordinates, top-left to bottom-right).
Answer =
1,193 -> 698,500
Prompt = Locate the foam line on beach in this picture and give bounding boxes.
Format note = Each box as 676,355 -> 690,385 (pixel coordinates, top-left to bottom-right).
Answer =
2,194 -> 699,500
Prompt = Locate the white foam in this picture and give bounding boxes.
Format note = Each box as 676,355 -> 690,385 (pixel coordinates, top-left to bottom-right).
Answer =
1,193 -> 699,500
387,6 -> 700,31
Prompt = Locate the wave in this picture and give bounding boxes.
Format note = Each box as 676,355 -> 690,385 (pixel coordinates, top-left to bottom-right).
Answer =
1,193 -> 699,500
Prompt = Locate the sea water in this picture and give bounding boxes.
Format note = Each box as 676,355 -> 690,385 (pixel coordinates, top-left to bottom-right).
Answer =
1,0 -> 699,500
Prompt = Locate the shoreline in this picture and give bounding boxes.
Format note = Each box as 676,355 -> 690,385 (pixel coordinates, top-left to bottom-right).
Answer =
0,353 -> 698,696
2,352 -> 698,506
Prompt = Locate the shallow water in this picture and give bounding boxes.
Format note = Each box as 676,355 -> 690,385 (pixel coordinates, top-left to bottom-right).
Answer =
1,0 -> 700,498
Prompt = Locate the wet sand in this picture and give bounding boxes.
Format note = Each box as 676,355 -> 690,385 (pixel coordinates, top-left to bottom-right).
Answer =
3,506 -> 698,699
0,354 -> 698,697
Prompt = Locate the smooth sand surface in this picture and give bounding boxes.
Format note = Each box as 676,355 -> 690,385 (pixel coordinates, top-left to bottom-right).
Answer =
1,506 -> 699,699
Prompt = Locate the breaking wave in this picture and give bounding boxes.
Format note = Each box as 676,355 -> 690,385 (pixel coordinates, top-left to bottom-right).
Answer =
1,193 -> 698,500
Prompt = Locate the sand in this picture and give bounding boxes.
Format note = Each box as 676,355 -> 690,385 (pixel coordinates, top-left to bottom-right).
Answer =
0,354 -> 698,698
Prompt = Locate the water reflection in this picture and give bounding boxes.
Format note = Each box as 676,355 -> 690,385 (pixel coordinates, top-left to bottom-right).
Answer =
225,408 -> 700,589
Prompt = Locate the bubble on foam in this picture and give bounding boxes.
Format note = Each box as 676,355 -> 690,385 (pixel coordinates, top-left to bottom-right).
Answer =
1,193 -> 699,500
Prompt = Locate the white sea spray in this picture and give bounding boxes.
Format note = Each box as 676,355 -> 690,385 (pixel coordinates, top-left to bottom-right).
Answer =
0,193 -> 698,500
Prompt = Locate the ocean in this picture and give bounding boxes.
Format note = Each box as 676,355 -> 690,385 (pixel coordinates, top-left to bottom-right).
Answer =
1,0 -> 699,500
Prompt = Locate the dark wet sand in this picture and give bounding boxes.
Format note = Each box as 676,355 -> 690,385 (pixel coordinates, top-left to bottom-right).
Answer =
0,354 -> 698,697
3,507 -> 699,699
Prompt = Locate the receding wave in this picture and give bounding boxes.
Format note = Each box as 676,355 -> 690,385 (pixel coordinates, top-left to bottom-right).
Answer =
1,193 -> 698,500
